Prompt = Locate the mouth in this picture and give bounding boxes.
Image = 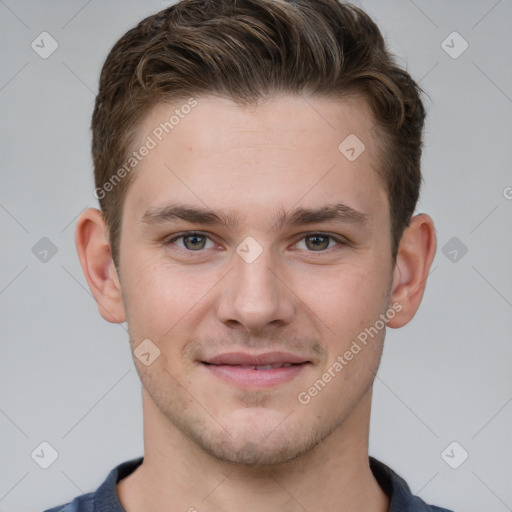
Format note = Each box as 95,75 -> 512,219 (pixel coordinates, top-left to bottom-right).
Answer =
203,362 -> 301,370
200,352 -> 312,388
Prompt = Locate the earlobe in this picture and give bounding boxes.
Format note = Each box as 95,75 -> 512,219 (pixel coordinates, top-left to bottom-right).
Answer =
387,213 -> 437,329
75,208 -> 126,324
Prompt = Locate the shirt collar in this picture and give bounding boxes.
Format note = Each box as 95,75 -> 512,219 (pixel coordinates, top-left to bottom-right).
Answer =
93,456 -> 443,512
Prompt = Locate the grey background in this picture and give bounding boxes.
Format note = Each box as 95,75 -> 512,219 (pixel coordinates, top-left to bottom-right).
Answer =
1,0 -> 511,511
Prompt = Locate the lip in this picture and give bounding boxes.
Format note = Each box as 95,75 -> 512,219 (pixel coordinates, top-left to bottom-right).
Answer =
204,351 -> 309,366
201,351 -> 311,389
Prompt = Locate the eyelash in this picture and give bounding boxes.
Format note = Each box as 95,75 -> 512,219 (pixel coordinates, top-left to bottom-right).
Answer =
165,231 -> 347,255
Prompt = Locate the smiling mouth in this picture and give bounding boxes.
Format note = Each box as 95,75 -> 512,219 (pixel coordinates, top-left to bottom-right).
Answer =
200,359 -> 311,388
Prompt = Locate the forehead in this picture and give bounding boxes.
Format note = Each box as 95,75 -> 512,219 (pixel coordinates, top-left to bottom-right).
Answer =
122,94 -> 387,229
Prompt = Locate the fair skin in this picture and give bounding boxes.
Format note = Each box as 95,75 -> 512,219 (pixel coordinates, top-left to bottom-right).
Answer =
76,94 -> 436,512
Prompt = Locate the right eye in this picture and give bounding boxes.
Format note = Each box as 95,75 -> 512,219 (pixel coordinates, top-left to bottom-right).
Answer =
166,232 -> 217,252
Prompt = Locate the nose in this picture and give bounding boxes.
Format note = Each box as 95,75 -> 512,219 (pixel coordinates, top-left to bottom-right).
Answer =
216,243 -> 295,334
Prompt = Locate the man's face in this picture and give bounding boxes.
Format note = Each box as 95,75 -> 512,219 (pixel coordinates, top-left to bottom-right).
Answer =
118,94 -> 395,465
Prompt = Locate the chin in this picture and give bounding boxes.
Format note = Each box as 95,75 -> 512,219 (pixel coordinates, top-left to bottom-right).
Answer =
185,412 -> 328,467
200,435 -> 318,467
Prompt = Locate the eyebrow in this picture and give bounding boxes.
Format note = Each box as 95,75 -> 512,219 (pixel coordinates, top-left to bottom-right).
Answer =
140,202 -> 369,231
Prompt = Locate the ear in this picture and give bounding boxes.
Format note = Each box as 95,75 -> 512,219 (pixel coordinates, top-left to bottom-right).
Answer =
387,213 -> 437,328
75,208 -> 126,324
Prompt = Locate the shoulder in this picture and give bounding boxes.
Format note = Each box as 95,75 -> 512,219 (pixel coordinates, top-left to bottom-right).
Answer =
42,492 -> 94,512
41,457 -> 143,512
369,457 -> 455,512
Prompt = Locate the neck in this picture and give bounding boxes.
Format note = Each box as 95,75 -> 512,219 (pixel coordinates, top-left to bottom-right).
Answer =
117,387 -> 389,512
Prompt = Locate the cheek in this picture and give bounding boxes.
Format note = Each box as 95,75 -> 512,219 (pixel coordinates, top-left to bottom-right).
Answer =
122,255 -> 218,341
297,262 -> 389,329
121,256 -> 178,336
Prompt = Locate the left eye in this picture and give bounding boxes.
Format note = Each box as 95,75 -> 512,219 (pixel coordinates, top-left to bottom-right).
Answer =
294,233 -> 342,251
167,232 -> 342,252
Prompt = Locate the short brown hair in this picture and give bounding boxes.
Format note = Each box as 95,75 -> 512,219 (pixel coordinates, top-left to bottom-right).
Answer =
91,0 -> 426,267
